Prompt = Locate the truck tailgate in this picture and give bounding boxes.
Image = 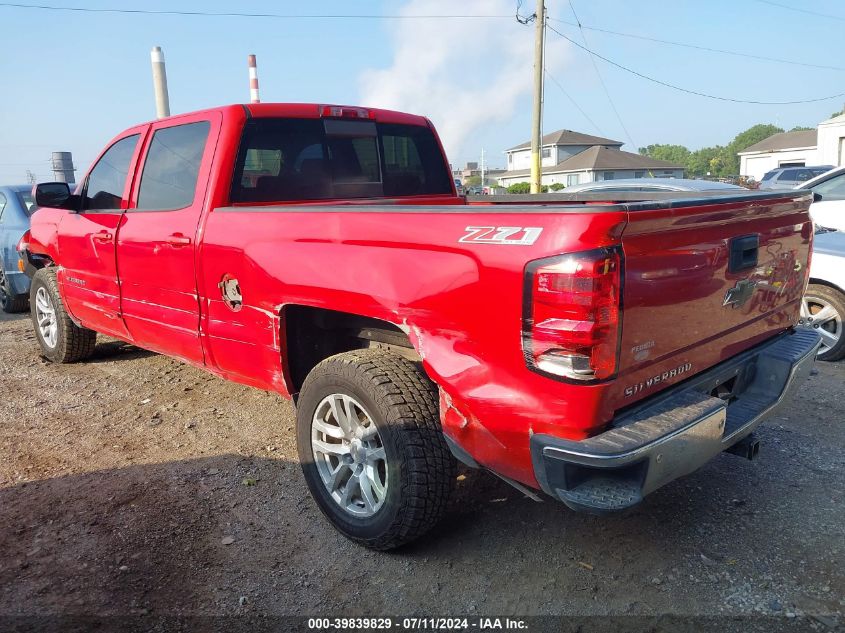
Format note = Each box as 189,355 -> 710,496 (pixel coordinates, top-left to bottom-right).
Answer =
611,191 -> 813,410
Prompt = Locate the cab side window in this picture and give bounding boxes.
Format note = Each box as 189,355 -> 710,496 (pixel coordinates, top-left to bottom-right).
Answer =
137,121 -> 210,211
0,193 -> 7,222
83,134 -> 140,211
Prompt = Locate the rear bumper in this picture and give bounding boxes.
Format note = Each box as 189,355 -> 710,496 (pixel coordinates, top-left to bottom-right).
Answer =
530,328 -> 821,513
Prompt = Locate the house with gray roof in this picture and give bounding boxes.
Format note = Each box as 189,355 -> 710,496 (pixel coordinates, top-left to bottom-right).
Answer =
738,130 -> 819,181
499,129 -> 683,188
738,113 -> 845,181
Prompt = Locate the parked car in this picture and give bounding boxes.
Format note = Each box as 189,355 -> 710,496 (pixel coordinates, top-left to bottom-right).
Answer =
796,165 -> 845,231
758,166 -> 835,190
21,103 -> 819,549
803,227 -> 845,361
0,184 -> 37,312
562,177 -> 745,193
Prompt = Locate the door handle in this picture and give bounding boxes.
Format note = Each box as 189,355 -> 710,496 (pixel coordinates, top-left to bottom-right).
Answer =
167,234 -> 192,247
92,231 -> 113,243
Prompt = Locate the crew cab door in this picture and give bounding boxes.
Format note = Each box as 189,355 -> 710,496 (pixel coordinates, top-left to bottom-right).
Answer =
56,129 -> 146,338
116,113 -> 220,366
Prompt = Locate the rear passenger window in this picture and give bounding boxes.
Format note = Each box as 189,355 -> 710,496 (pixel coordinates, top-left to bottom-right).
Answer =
0,193 -> 7,222
137,121 -> 210,210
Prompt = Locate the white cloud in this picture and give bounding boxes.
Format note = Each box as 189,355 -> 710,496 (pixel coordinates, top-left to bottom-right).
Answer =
359,0 -> 571,163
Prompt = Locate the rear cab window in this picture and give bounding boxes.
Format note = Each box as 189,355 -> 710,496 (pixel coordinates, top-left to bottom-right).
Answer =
230,117 -> 453,203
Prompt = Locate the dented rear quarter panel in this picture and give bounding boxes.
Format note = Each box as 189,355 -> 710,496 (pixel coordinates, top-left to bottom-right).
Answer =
199,205 -> 627,486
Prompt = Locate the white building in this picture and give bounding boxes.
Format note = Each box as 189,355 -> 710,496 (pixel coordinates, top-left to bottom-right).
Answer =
498,129 -> 683,188
738,113 -> 845,181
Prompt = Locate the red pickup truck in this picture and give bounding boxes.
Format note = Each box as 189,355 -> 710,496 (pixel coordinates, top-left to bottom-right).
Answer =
21,103 -> 820,549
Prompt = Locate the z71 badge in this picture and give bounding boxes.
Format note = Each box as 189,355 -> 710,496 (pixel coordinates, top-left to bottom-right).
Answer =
459,226 -> 543,245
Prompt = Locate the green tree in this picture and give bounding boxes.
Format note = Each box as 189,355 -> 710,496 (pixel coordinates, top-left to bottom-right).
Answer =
549,182 -> 566,191
506,182 -> 548,193
723,123 -> 783,175
790,126 -> 813,131
687,146 -> 723,177
638,144 -> 691,166
507,182 -> 531,194
464,176 -> 482,186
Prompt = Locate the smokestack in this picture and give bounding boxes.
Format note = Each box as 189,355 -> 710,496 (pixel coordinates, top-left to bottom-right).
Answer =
248,54 -> 260,104
51,152 -> 75,183
150,46 -> 171,119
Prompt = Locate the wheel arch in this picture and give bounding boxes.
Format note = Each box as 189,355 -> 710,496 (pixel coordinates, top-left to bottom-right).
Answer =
281,304 -> 423,396
808,277 -> 845,297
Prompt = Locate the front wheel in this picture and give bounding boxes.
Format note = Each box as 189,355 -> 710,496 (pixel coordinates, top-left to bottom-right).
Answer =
296,349 -> 456,550
30,267 -> 97,363
801,283 -> 845,361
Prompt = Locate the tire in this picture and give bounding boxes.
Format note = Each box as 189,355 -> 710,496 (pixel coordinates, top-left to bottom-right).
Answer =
0,269 -> 28,313
802,283 -> 845,362
296,349 -> 456,550
29,267 -> 97,363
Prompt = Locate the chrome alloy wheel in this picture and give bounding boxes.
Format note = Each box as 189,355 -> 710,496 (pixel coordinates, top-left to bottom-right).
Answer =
800,294 -> 842,356
311,393 -> 388,517
34,287 -> 58,349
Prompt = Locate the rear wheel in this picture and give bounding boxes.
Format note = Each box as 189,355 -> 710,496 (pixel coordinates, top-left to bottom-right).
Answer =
296,349 -> 455,550
0,269 -> 27,313
30,267 -> 97,363
801,284 -> 845,361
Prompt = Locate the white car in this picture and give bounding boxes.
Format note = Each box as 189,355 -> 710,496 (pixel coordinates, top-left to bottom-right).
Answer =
804,228 -> 845,361
797,166 -> 845,231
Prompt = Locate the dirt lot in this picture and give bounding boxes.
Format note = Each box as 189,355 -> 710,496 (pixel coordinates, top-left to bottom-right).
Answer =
0,309 -> 843,630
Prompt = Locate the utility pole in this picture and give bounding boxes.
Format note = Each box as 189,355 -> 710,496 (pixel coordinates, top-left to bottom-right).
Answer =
150,46 -> 171,119
529,0 -> 545,194
480,148 -> 486,189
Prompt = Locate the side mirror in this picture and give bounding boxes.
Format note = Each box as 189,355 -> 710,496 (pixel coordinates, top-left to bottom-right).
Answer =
34,182 -> 72,209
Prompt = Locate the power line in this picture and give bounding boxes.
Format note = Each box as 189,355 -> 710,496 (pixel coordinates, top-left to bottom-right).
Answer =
546,24 -> 845,105
753,0 -> 845,22
543,70 -> 606,136
566,1 -> 636,148
0,3 -> 512,19
547,17 -> 845,72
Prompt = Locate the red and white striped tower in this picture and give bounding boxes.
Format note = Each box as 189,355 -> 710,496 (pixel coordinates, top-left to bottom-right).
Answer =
248,54 -> 260,104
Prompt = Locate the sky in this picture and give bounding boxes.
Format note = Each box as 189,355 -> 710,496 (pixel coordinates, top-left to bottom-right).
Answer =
0,0 -> 843,183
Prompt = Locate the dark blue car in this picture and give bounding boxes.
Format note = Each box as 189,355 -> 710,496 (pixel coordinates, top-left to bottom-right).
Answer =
0,185 -> 36,312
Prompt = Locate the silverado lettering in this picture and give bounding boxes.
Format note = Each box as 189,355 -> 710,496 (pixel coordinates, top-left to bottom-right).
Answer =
624,362 -> 694,398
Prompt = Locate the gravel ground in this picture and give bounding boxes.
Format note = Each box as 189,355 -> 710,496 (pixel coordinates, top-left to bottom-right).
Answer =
0,309 -> 842,631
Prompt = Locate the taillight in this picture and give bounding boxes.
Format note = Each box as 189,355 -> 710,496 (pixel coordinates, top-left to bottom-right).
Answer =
16,230 -> 31,253
523,247 -> 622,382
